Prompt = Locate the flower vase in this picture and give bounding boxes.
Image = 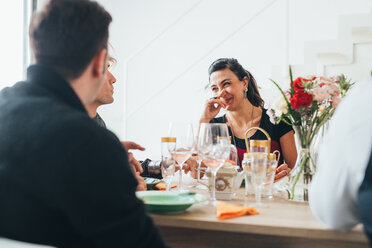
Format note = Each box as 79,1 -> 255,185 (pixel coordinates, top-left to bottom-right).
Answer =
287,126 -> 316,202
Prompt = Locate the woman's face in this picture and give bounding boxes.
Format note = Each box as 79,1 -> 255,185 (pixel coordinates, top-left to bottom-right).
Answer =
209,68 -> 248,111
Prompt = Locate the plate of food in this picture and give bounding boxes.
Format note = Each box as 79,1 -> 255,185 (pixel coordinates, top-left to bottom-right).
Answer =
143,177 -> 162,190
136,191 -> 207,213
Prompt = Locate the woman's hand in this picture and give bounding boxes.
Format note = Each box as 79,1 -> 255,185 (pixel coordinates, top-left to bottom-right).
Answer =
274,163 -> 291,183
200,98 -> 227,123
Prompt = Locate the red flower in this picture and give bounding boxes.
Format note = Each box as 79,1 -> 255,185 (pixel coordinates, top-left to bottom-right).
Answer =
319,82 -> 325,87
290,91 -> 313,109
293,77 -> 315,92
293,77 -> 305,92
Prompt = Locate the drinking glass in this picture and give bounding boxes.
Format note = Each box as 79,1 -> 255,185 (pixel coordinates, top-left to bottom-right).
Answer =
161,158 -> 175,191
168,122 -> 194,191
262,156 -> 279,198
250,151 -> 268,207
192,136 -> 205,185
197,123 -> 230,205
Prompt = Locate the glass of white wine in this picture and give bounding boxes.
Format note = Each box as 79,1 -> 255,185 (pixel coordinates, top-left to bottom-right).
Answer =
197,123 -> 230,205
168,122 -> 194,192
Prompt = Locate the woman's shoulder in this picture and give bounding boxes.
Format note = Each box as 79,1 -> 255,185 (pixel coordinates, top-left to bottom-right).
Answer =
210,115 -> 226,123
259,108 -> 274,129
260,108 -> 293,139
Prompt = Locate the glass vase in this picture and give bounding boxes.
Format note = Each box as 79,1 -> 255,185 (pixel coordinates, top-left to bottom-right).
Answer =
287,126 -> 316,202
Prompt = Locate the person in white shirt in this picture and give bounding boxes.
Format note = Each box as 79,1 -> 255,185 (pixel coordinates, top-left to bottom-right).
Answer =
309,76 -> 372,237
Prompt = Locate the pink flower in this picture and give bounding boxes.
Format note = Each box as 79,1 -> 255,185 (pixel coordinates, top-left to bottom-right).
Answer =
331,96 -> 341,107
325,82 -> 340,96
330,75 -> 341,84
317,76 -> 334,84
311,87 -> 329,102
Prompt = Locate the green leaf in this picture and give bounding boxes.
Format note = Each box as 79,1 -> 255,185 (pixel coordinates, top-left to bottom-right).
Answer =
289,65 -> 295,95
310,101 -> 318,113
278,116 -> 292,126
338,74 -> 355,98
269,79 -> 291,108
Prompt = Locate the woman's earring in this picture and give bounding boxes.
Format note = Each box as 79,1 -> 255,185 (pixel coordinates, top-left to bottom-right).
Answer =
245,88 -> 248,94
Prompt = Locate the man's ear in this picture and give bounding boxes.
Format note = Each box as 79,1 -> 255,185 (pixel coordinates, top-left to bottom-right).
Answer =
92,49 -> 107,78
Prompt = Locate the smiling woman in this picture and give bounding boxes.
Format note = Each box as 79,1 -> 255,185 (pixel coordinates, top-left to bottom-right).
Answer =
195,58 -> 297,182
0,0 -> 33,90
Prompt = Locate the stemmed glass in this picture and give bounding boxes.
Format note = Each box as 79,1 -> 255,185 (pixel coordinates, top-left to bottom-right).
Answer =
168,122 -> 194,192
185,141 -> 202,189
197,123 -> 230,205
192,136 -> 204,185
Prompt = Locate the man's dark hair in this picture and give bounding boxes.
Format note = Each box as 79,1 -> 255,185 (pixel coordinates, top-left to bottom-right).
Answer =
29,0 -> 112,80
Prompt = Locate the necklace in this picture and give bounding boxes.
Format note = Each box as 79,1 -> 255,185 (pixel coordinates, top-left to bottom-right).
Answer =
226,106 -> 255,147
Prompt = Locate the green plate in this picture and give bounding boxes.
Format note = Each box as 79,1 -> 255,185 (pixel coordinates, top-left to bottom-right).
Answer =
136,191 -> 207,213
143,177 -> 162,190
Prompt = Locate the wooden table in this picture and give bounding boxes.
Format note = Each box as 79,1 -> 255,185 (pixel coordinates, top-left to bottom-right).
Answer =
150,189 -> 368,248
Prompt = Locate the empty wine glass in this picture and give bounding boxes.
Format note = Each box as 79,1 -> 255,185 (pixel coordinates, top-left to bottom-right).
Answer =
168,122 -> 194,192
197,123 -> 230,205
192,135 -> 204,185
186,141 -> 202,189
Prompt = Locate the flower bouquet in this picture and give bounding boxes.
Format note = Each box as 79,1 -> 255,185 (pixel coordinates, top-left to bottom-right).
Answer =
268,67 -> 353,202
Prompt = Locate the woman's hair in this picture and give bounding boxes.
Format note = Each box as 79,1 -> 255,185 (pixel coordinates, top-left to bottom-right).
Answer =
208,58 -> 264,108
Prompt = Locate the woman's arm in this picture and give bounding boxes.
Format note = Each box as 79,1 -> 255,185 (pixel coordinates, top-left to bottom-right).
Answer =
279,130 -> 297,169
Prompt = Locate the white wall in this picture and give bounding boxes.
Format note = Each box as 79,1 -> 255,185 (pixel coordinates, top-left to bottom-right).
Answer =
95,0 -> 372,160
0,1 -> 26,89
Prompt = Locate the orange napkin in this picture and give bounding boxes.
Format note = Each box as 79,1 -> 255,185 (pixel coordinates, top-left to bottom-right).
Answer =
154,182 -> 177,190
216,201 -> 259,220
225,160 -> 237,165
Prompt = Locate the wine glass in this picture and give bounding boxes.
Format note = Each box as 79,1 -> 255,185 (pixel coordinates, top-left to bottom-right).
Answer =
197,123 -> 230,205
168,122 -> 194,192
185,141 -> 202,189
191,135 -> 204,185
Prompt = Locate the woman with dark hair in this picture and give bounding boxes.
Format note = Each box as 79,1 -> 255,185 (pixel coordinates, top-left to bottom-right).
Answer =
192,58 -> 297,182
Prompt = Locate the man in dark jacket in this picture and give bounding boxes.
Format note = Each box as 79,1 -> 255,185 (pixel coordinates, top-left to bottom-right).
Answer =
0,0 -> 167,247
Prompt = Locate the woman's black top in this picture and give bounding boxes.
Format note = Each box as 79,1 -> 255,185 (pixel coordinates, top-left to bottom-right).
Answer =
210,108 -> 293,166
